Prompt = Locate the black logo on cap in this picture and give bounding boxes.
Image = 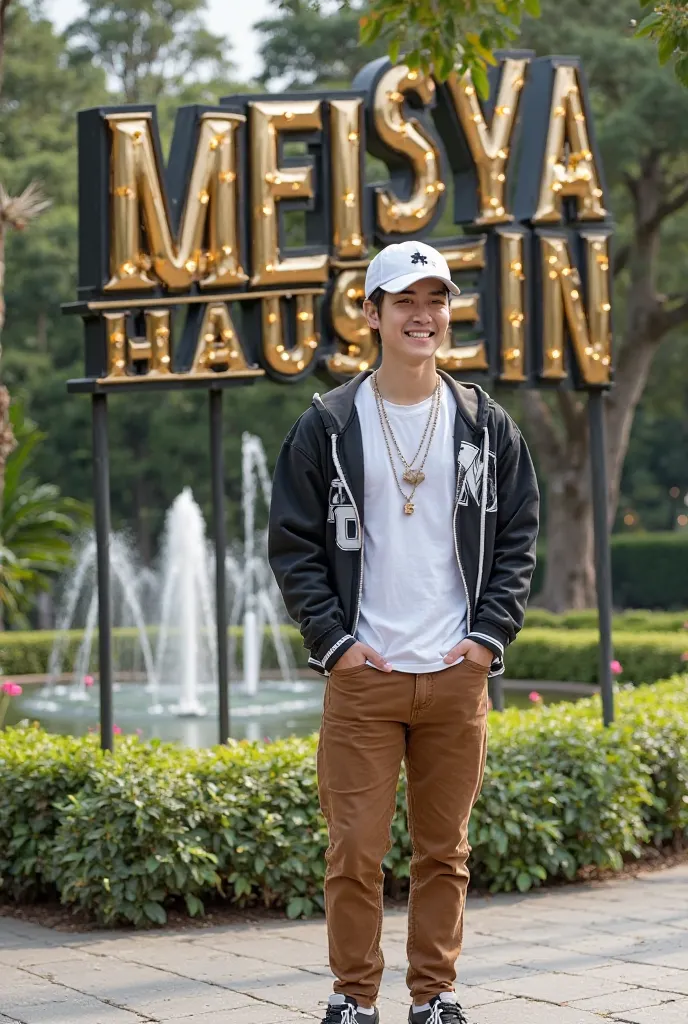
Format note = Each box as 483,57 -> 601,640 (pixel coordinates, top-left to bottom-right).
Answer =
410,250 -> 428,265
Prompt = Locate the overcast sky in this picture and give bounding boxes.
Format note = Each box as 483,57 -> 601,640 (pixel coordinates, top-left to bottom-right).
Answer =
44,0 -> 274,84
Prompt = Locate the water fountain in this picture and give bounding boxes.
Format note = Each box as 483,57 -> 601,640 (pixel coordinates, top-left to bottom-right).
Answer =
155,488 -> 216,717
43,534 -> 158,709
14,434 -> 318,746
232,432 -> 294,696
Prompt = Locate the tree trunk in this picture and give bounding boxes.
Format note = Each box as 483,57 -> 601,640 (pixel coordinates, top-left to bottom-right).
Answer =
522,152 -> 688,612
538,455 -> 596,611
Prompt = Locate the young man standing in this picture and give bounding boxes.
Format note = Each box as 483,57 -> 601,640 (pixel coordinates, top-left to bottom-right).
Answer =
268,240 -> 539,1024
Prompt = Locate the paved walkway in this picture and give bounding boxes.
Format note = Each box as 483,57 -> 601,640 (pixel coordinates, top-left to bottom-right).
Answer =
1,865 -> 688,1024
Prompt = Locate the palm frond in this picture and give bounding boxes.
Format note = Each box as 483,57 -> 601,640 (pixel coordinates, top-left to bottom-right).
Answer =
0,180 -> 52,230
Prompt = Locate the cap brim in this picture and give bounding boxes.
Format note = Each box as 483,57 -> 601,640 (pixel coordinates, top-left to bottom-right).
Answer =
376,270 -> 460,297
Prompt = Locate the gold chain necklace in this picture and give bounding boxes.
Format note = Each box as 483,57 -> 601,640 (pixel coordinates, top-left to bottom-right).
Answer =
372,371 -> 440,487
372,374 -> 442,515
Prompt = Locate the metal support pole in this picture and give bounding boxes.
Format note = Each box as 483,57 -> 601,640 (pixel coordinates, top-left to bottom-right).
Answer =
209,389 -> 230,743
588,390 -> 615,726
488,677 -> 504,712
92,393 -> 113,751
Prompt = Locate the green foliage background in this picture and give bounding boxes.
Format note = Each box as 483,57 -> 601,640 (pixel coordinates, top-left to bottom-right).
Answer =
1,0 -> 687,574
1,677 -> 686,922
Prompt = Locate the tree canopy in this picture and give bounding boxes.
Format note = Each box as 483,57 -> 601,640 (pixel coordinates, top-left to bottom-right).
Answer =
0,0 -> 686,609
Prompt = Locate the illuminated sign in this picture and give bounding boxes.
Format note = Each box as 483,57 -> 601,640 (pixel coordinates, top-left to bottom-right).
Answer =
67,53 -> 612,391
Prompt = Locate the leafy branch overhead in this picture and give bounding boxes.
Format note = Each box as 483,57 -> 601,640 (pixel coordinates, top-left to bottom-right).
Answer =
635,0 -> 688,86
273,0 -> 541,95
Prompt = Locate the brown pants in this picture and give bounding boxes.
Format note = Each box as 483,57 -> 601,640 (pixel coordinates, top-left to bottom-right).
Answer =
317,659 -> 488,1007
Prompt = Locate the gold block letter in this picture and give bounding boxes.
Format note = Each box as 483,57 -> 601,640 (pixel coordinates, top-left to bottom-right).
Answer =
105,111 -> 247,291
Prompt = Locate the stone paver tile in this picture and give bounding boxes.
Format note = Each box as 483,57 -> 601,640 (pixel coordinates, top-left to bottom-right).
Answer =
158,1007 -> 312,1024
589,961 -> 688,992
610,998 -> 688,1023
0,967 -> 73,1007
620,907 -> 688,929
456,958 -> 534,987
570,988 -> 674,1014
0,920 -> 56,941
4,998 -> 144,1024
460,998 -> 605,1023
111,948 -> 287,986
458,985 -> 512,1009
500,942 -> 616,971
251,925 -> 329,946
559,932 -> 655,957
378,1002 -> 409,1024
71,935 -> 192,958
459,940 -> 539,964
20,960 -> 177,999
132,985 -> 256,1018
621,944 -> 688,970
487,968 -> 631,1003
481,922 -> 597,945
0,946 -> 96,969
230,975 -> 333,1008
194,935 -> 329,968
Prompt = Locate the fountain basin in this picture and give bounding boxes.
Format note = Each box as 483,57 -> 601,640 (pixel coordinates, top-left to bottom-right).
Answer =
7,678 -> 327,746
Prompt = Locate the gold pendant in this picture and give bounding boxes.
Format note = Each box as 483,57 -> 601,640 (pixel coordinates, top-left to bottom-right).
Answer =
403,468 -> 425,486
404,502 -> 415,515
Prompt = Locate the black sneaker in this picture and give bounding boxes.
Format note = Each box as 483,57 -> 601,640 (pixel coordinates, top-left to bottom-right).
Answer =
323,995 -> 380,1024
409,993 -> 468,1024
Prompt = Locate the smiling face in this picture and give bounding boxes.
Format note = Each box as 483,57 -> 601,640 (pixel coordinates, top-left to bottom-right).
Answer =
363,277 -> 451,366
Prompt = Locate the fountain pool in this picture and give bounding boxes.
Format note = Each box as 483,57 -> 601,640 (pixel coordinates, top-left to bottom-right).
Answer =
8,676 -> 325,745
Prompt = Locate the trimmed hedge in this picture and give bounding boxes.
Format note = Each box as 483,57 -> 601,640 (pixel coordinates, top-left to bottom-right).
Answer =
504,629 -> 688,684
524,609 -> 688,632
2,625 -> 686,685
0,677 -> 686,924
532,531 -> 688,609
0,626 -> 296,678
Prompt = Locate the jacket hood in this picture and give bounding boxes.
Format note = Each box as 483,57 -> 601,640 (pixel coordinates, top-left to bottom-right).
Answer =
312,368 -> 491,438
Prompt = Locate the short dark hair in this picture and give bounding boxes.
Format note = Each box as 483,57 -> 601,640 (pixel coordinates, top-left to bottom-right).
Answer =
367,286 -> 386,348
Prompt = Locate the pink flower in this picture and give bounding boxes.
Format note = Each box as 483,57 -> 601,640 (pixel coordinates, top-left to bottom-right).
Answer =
2,681 -> 22,696
683,622 -> 688,630
681,652 -> 688,663
529,691 -> 542,703
135,728 -> 143,737
113,725 -> 122,735
487,697 -> 493,711
84,675 -> 94,687
611,660 -> 623,675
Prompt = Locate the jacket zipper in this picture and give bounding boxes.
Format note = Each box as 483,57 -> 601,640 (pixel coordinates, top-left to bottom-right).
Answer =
331,433 -> 364,635
453,470 -> 472,633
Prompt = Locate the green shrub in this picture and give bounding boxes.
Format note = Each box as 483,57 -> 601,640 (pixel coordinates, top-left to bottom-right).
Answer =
524,609 -> 688,632
1,677 -> 686,923
0,730 -> 100,900
0,626 -> 307,678
532,531 -> 688,609
3,624 -> 687,686
505,629 -> 688,684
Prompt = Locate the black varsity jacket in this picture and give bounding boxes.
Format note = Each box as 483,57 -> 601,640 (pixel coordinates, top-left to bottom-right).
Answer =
268,370 -> 539,677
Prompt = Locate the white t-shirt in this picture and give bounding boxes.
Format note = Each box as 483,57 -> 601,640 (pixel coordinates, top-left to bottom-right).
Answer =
354,376 -> 467,673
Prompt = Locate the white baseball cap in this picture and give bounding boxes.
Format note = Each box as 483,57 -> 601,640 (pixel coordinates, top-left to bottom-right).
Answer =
364,240 -> 460,299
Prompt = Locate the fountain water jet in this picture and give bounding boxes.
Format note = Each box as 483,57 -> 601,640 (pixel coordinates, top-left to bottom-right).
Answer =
229,432 -> 294,696
45,534 -> 158,710
155,488 -> 216,716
